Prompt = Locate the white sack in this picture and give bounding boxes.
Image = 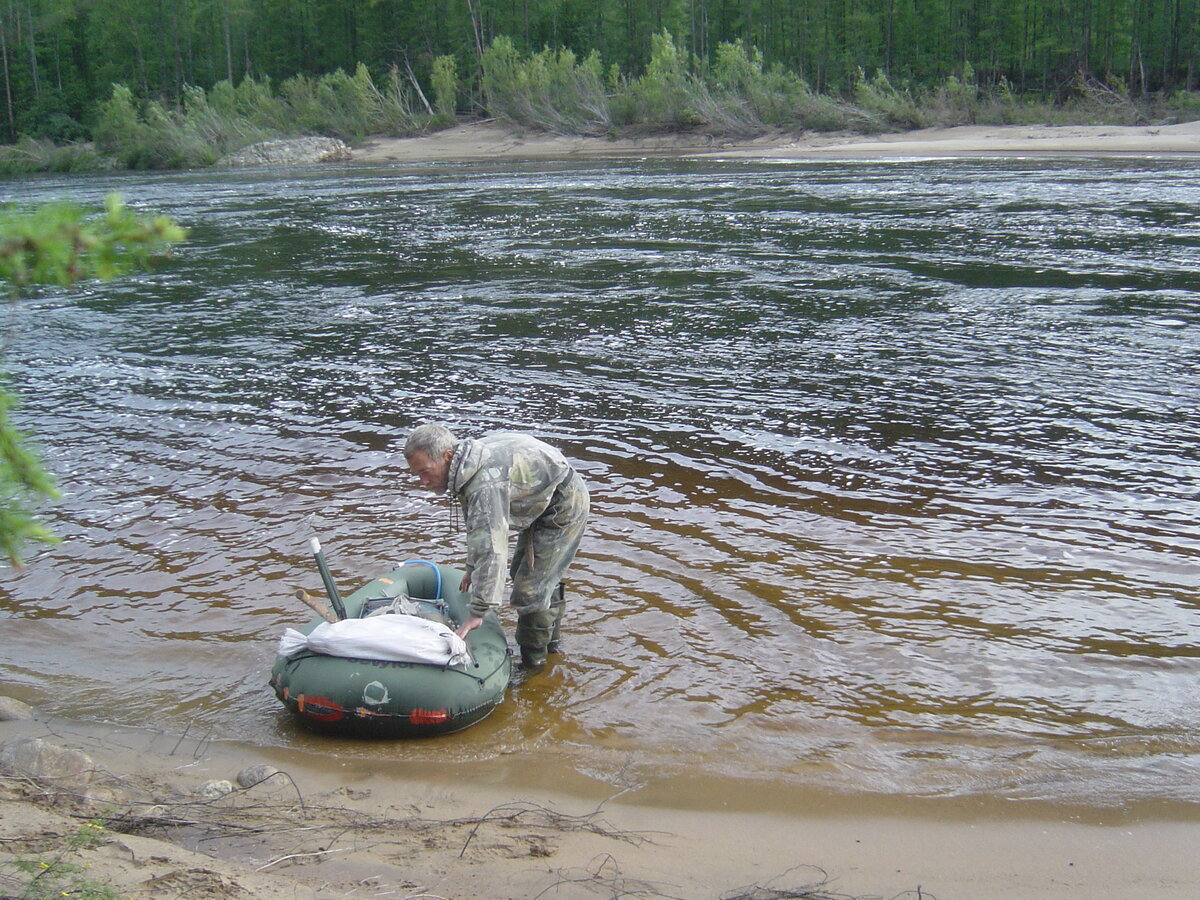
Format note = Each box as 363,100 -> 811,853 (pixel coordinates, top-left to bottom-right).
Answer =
278,616 -> 470,666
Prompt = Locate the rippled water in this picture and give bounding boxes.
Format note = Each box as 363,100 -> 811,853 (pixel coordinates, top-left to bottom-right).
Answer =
2,157 -> 1198,810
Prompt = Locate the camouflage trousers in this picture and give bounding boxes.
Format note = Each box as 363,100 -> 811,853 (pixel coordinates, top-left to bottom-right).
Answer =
510,468 -> 589,663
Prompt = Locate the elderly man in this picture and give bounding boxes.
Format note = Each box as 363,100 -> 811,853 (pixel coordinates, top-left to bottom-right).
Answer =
404,424 -> 589,673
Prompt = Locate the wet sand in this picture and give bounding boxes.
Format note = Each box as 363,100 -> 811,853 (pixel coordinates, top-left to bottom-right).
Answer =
3,712 -> 1199,899
351,119 -> 1200,163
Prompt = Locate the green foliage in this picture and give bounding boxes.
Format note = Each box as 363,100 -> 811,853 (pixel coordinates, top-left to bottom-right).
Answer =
92,84 -> 148,164
208,75 -> 290,132
0,195 -> 185,565
624,31 -> 700,129
375,67 -> 427,136
15,89 -> 90,144
178,84 -> 277,160
1167,90 -> 1200,121
0,384 -> 59,568
432,55 -> 459,122
922,63 -> 985,125
853,69 -> 928,130
482,37 -> 611,134
1067,71 -> 1146,125
707,41 -> 853,132
88,65 -> 430,169
280,63 -> 421,140
1,819 -> 117,900
93,84 -> 230,169
477,31 -> 855,137
611,33 -> 856,136
0,194 -> 185,290
282,66 -> 370,140
481,36 -> 524,113
0,138 -> 101,176
711,40 -> 766,94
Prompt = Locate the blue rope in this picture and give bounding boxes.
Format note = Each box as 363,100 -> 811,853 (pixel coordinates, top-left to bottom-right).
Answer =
402,560 -> 443,600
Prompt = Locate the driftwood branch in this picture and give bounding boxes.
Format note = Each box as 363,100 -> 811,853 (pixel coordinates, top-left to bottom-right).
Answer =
256,846 -> 353,871
294,588 -> 337,623
404,56 -> 434,116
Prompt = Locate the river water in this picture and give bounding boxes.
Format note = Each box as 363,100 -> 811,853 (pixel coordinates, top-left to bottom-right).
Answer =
2,156 -> 1198,813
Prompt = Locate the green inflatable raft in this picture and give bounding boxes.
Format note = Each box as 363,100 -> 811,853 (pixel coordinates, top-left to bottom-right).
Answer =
270,560 -> 512,737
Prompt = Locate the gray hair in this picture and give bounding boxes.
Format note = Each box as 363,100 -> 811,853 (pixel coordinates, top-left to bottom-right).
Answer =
404,423 -> 458,460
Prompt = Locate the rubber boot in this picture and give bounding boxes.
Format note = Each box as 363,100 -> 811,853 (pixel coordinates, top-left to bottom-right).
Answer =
516,606 -> 555,674
547,582 -> 566,654
519,646 -> 548,674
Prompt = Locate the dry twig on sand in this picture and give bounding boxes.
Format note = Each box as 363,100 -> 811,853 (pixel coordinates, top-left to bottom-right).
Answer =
527,857 -> 885,900
718,863 -> 895,900
533,852 -> 684,899
456,800 -> 655,858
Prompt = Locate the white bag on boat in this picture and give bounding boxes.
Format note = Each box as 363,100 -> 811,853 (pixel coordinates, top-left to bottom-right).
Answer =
278,615 -> 470,666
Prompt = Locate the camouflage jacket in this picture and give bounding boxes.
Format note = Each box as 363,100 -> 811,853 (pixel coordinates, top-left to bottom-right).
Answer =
448,433 -> 574,617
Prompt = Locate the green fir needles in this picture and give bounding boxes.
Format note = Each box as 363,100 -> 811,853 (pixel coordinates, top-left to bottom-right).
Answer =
0,195 -> 185,566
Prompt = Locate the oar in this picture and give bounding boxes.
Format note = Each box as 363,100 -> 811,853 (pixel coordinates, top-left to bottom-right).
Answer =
310,537 -> 348,620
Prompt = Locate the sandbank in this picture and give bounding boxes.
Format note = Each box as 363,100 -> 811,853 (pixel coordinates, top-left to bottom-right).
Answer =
3,712 -> 1199,900
351,119 -> 1200,164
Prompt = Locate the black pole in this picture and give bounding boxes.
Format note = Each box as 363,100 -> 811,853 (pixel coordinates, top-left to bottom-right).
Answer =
310,537 -> 347,620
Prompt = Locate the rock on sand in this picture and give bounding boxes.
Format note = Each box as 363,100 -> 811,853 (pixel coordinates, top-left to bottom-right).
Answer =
219,136 -> 352,167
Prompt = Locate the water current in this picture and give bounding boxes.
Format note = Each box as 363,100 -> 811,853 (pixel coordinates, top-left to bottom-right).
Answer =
2,156 -> 1198,812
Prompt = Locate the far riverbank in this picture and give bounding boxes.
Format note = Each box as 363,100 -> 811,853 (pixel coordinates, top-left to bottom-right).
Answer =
350,119 -> 1200,163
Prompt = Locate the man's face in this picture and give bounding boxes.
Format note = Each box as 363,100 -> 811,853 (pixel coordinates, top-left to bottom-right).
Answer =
407,449 -> 453,494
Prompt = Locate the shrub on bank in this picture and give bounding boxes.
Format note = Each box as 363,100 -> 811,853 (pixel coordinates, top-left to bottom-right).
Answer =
620,31 -> 701,129
85,64 -> 431,170
1167,90 -> 1200,121
92,84 -> 158,167
0,137 -> 101,175
854,69 -> 928,130
208,75 -> 290,131
280,63 -> 420,141
482,37 -> 610,134
914,66 -> 1200,128
506,33 -> 858,137
93,83 -> 273,168
432,55 -> 458,124
708,40 -> 855,132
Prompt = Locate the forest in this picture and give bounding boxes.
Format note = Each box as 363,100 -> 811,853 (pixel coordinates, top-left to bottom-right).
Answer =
1,0 -> 1199,163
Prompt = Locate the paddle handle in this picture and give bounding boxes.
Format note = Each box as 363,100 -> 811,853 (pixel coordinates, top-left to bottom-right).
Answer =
310,537 -> 348,620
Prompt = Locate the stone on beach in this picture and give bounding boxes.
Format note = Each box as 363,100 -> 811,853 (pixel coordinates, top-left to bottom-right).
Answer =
0,696 -> 33,721
218,136 -> 352,167
0,735 -> 96,789
236,763 -> 284,788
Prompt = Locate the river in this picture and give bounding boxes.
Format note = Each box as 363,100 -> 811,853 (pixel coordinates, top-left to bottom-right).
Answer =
2,156 -> 1198,813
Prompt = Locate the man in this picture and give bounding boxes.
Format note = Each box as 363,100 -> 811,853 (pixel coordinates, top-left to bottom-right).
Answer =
403,424 -> 589,673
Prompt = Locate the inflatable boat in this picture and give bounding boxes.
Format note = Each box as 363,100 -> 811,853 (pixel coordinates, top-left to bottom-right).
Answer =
270,559 -> 512,737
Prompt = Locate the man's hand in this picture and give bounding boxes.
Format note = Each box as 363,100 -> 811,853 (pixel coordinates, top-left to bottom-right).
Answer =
460,571 -> 472,592
456,615 -> 483,640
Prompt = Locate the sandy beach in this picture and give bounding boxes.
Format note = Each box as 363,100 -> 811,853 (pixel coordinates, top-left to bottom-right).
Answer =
351,119 -> 1200,163
4,707 -> 1200,900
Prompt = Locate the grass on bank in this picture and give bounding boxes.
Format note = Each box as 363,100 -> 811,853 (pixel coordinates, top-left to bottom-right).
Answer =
0,136 -> 104,174
0,819 -> 118,900
3,33 -> 1198,174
